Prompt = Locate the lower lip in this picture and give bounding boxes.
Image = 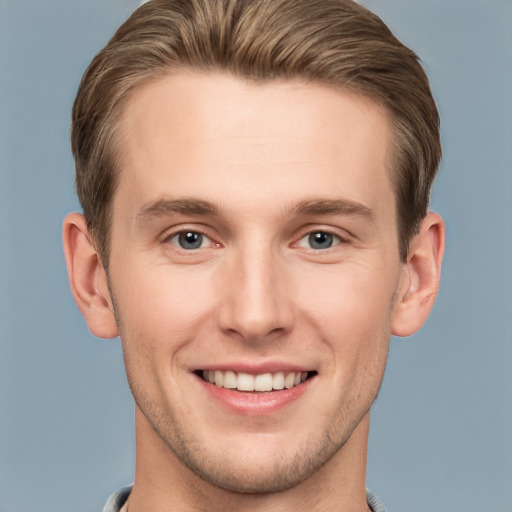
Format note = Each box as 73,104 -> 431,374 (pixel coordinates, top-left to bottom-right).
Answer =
196,375 -> 313,415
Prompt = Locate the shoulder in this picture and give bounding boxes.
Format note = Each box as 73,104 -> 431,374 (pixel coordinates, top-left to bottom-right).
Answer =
102,485 -> 132,512
366,489 -> 388,512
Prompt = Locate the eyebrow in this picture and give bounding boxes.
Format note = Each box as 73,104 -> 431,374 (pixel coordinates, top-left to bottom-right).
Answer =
136,198 -> 221,222
291,199 -> 375,221
136,196 -> 374,224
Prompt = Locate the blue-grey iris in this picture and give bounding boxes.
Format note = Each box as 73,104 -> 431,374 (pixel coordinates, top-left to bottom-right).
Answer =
178,232 -> 203,249
309,232 -> 333,249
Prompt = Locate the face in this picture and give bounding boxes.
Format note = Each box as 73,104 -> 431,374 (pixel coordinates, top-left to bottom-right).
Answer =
107,72 -> 405,492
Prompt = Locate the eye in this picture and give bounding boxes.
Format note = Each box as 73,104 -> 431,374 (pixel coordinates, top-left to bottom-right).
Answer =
169,231 -> 210,250
297,231 -> 341,250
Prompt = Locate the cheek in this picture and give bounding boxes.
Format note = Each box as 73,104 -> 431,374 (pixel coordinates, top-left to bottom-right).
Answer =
295,262 -> 396,369
112,263 -> 218,353
299,260 -> 398,325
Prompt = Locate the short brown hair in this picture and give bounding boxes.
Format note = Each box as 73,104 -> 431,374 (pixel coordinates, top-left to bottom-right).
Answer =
72,0 -> 441,266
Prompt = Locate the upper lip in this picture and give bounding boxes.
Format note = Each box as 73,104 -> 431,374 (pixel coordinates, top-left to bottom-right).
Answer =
192,361 -> 314,375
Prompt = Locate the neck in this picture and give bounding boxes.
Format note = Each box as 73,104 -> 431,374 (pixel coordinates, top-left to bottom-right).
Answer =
127,408 -> 371,512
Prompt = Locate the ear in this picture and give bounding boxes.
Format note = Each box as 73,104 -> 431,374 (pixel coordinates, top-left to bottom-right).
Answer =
62,213 -> 119,339
392,212 -> 445,337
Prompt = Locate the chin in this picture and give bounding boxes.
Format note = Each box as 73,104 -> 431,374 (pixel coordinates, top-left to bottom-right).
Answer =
173,442 -> 339,494
149,415 -> 358,495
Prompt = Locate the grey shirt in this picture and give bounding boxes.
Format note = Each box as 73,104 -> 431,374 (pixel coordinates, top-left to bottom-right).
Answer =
103,485 -> 387,512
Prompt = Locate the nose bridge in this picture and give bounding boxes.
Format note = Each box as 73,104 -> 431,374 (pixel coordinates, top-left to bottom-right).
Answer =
217,239 -> 292,342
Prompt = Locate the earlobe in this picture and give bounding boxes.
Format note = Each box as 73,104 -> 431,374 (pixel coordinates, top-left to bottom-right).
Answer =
392,212 -> 445,337
62,213 -> 119,339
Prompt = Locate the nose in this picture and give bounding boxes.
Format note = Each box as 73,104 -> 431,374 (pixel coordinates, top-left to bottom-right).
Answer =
216,246 -> 294,344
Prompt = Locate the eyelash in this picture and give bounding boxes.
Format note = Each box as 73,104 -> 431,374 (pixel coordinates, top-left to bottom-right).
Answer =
164,228 -> 347,252
295,231 -> 344,250
165,229 -> 217,251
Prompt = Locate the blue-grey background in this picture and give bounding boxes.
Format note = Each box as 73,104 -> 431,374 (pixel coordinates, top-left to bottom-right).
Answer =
1,1 -> 511,511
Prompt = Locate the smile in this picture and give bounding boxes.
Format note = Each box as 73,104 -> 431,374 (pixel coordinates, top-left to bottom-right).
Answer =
199,370 -> 314,392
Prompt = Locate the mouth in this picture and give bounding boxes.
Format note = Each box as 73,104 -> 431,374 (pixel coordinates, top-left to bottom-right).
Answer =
196,370 -> 317,393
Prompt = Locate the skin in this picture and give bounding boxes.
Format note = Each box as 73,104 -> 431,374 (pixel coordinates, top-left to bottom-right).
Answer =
63,72 -> 444,512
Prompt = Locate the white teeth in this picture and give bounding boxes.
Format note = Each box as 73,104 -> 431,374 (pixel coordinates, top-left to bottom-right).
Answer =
272,371 -> 285,390
201,370 -> 310,391
284,372 -> 295,389
214,370 -> 224,387
223,370 -> 237,389
237,372 -> 254,391
254,373 -> 273,392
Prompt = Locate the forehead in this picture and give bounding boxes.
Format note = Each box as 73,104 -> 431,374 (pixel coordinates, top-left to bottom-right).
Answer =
114,72 -> 395,219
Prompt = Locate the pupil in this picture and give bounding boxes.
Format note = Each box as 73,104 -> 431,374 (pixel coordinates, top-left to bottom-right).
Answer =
309,232 -> 333,249
179,232 -> 202,249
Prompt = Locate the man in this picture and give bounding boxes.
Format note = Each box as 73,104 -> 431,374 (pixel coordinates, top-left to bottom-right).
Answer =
63,0 -> 444,510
